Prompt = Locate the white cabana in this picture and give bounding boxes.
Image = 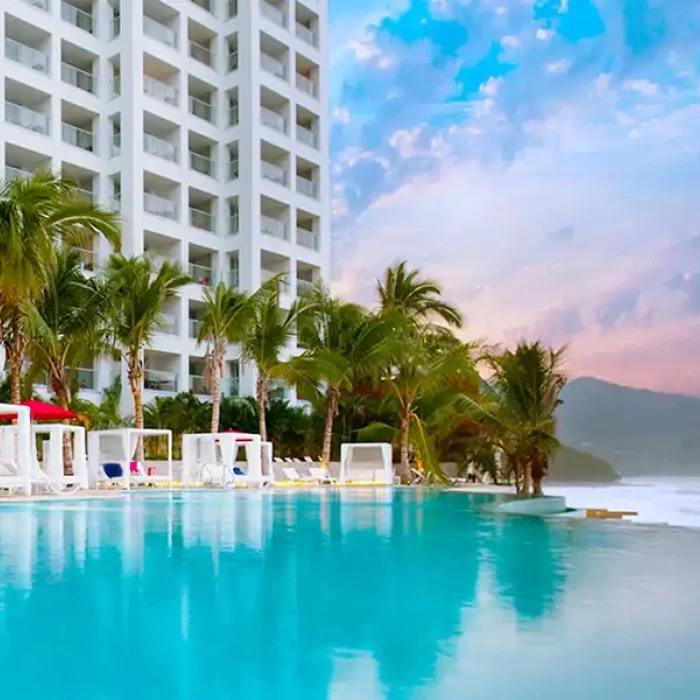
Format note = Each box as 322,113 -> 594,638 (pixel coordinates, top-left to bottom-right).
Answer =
0,404 -> 32,496
182,432 -> 268,488
87,429 -> 173,489
31,424 -> 88,491
339,443 -> 394,485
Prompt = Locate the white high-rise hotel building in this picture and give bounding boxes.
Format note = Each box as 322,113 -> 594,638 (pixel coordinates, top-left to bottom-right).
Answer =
0,0 -> 330,409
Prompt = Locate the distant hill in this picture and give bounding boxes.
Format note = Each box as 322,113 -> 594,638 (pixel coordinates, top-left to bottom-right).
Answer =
548,445 -> 618,483
556,377 -> 700,476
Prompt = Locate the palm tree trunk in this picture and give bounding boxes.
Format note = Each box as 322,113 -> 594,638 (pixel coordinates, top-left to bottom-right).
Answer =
9,354 -> 22,404
129,354 -> 144,462
399,411 -> 411,483
53,379 -> 74,475
210,353 -> 222,433
522,458 -> 532,497
256,374 -> 267,442
321,388 -> 338,464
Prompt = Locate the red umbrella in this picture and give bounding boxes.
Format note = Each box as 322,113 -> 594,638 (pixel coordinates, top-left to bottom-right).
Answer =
0,400 -> 78,422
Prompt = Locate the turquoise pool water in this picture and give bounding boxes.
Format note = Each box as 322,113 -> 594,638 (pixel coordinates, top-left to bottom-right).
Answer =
1,490 -> 699,699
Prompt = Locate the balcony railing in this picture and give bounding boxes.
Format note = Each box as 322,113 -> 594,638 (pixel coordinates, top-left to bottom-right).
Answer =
191,0 -> 214,13
297,278 -> 315,296
229,212 -> 240,236
144,369 -> 178,393
62,122 -> 96,153
111,133 -> 121,157
5,38 -> 49,74
23,0 -> 49,9
261,52 -> 287,79
76,367 -> 96,391
109,195 -> 121,212
144,192 -> 178,220
297,124 -> 318,148
297,227 -> 319,250
261,161 -> 287,186
5,166 -> 34,181
190,151 -> 215,177
297,174 -> 317,198
144,132 -> 178,163
296,73 -> 317,97
144,75 -> 178,106
77,188 -> 95,203
190,208 -> 216,233
222,378 -> 240,397
5,101 -> 50,135
110,76 -> 121,98
61,1 -> 94,34
261,0 -> 285,26
190,96 -> 215,123
190,375 -> 211,395
110,16 -> 121,39
261,269 -> 291,293
267,378 -> 286,401
227,0 -> 238,19
228,159 -> 239,180
296,22 -> 317,47
158,313 -> 179,335
261,106 -> 286,134
229,102 -> 239,126
75,247 -> 96,271
189,318 -> 201,338
228,50 -> 239,72
228,269 -> 240,290
62,62 -> 96,94
144,16 -> 178,48
261,215 -> 287,240
190,40 -> 213,67
189,263 -> 215,286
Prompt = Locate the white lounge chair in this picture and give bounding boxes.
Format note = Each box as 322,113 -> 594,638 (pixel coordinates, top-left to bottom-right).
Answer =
308,466 -> 334,484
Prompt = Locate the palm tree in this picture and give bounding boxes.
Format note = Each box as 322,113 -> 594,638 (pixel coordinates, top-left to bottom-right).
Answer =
377,261 -> 463,328
379,328 -> 477,481
291,284 -> 390,463
106,255 -> 189,439
244,277 -> 309,442
0,172 -> 120,403
471,341 -> 567,496
195,282 -> 250,433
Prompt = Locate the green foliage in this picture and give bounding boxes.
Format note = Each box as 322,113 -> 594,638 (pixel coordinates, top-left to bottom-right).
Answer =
70,378 -> 130,431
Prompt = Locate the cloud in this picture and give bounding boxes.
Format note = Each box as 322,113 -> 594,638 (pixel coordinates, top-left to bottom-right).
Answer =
623,79 -> 660,97
332,106 -> 351,123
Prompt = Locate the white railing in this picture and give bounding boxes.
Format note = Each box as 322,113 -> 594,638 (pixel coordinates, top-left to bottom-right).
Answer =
229,212 -> 240,236
261,161 -> 287,185
144,132 -> 178,163
296,22 -> 317,47
61,1 -> 94,34
190,208 -> 215,233
227,0 -> 238,19
189,318 -> 201,338
261,0 -> 285,26
261,215 -> 287,240
144,369 -> 178,392
144,75 -> 178,105
296,73 -> 317,97
144,15 -> 178,48
5,166 -> 33,181
190,151 -> 215,177
76,367 -> 96,390
228,159 -> 239,179
190,40 -> 213,66
190,375 -> 211,395
261,52 -> 287,79
109,195 -> 121,212
158,313 -> 179,335
229,102 -> 239,126
222,378 -> 240,397
190,95 -> 215,123
62,122 -> 96,152
261,106 -> 286,133
62,62 -> 96,94
5,38 -> 49,74
189,262 -> 214,286
228,49 -> 239,71
297,227 -> 319,250
110,16 -> 121,39
23,0 -> 49,9
227,269 -> 240,290
144,192 -> 178,220
110,76 -> 121,98
297,124 -> 318,148
297,175 -> 317,198
111,133 -> 121,157
5,101 -> 50,135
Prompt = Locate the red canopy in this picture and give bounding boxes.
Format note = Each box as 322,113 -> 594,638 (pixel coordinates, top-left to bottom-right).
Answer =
0,400 -> 78,422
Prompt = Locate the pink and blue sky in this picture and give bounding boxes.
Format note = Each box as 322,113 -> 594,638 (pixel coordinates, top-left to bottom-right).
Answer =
328,0 -> 700,395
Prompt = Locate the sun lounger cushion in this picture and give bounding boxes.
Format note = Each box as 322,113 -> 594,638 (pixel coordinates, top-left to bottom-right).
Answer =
103,463 -> 123,479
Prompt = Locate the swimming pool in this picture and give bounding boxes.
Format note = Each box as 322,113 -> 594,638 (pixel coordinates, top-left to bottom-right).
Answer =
1,489 -> 699,699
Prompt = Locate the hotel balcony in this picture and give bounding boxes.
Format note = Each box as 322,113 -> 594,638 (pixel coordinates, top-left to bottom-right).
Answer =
144,191 -> 178,221
5,37 -> 49,75
61,1 -> 95,35
144,73 -> 179,107
5,100 -> 50,136
261,0 -> 286,28
143,12 -> 178,49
